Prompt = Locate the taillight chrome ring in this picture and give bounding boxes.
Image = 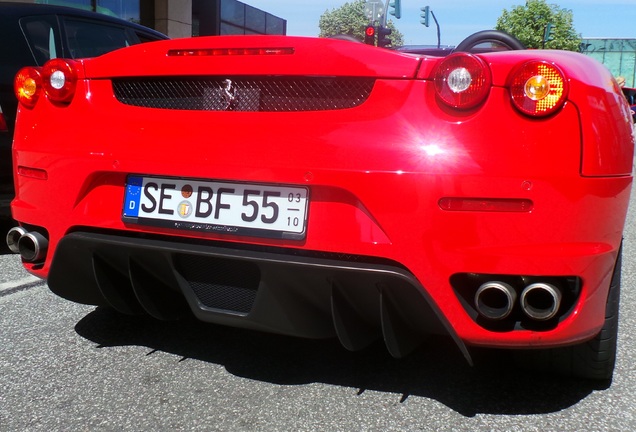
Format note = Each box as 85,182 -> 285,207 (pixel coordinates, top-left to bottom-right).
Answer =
433,53 -> 492,110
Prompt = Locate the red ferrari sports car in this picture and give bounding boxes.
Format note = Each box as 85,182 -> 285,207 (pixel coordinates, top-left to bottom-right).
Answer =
9,32 -> 634,380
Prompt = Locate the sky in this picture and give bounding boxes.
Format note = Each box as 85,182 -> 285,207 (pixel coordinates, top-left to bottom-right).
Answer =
243,0 -> 636,46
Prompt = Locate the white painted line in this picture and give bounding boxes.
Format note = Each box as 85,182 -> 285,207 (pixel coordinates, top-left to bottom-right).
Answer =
0,275 -> 42,293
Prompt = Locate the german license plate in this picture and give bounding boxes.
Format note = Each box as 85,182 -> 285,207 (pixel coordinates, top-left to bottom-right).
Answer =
122,175 -> 309,239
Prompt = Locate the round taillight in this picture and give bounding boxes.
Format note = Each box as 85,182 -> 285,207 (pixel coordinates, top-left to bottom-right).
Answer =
509,61 -> 568,117
433,53 -> 492,109
14,67 -> 43,109
42,58 -> 78,104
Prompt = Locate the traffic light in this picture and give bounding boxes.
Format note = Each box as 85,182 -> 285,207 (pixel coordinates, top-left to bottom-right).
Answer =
542,22 -> 554,48
544,23 -> 554,41
420,6 -> 430,27
377,26 -> 392,48
389,0 -> 401,19
364,25 -> 376,45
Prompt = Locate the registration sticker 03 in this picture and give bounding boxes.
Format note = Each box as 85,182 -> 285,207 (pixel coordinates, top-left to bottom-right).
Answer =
123,175 -> 309,240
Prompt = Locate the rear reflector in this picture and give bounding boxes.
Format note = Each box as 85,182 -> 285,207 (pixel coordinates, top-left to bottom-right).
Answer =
439,197 -> 533,212
17,166 -> 48,180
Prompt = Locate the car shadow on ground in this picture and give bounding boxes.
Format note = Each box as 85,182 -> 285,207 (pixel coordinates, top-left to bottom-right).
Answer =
74,307 -> 605,417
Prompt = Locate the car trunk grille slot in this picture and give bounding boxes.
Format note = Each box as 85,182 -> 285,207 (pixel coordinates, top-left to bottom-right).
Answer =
112,77 -> 375,111
176,254 -> 260,314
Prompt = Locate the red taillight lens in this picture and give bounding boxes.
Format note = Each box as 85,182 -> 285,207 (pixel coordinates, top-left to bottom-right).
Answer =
42,58 -> 78,104
509,61 -> 568,117
433,53 -> 492,109
14,67 -> 43,109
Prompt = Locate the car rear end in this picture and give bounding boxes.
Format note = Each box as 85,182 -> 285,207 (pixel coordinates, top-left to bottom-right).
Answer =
11,36 -> 634,378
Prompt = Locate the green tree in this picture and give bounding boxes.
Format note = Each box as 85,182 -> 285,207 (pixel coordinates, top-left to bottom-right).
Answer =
495,0 -> 581,51
318,0 -> 404,47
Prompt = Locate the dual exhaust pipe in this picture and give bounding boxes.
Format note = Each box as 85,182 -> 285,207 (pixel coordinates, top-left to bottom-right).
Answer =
6,226 -> 48,263
474,280 -> 562,322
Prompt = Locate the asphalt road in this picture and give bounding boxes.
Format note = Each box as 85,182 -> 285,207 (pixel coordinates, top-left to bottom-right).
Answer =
1,194 -> 636,431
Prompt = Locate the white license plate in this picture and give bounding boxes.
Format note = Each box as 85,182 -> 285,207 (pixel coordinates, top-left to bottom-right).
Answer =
123,176 -> 309,239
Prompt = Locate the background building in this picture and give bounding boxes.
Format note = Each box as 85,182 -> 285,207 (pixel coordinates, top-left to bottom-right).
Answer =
18,0 -> 286,39
192,0 -> 286,37
581,38 -> 636,88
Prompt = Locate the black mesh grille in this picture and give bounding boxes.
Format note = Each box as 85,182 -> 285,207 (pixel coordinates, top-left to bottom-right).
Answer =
176,254 -> 260,314
112,77 -> 375,112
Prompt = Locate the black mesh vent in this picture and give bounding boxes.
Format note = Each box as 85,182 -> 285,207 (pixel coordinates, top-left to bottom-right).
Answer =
176,254 -> 260,314
112,77 -> 375,112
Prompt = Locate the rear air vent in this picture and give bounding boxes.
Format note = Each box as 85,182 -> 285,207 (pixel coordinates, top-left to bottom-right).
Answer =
176,254 -> 260,314
112,77 -> 375,112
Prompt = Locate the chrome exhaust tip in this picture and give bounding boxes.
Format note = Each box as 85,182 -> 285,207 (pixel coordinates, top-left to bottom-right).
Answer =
520,282 -> 562,321
17,231 -> 48,263
6,226 -> 27,254
474,281 -> 517,320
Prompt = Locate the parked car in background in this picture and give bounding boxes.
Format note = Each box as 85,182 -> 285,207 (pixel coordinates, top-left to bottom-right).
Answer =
622,86 -> 636,121
0,2 -> 167,217
9,31 -> 634,381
